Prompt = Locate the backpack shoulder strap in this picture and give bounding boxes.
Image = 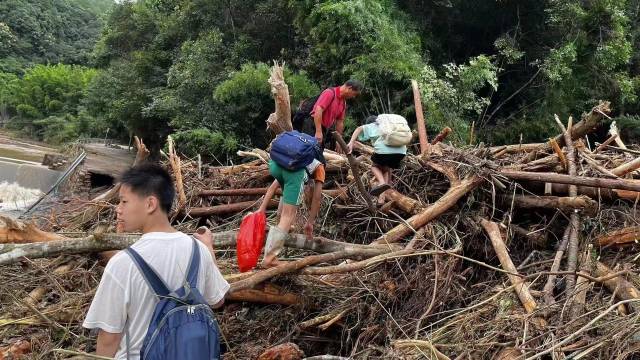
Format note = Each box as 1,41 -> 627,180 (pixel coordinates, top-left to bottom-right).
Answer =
125,247 -> 171,298
185,237 -> 201,289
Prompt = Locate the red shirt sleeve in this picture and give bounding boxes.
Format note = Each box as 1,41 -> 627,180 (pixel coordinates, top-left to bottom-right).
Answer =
312,89 -> 335,113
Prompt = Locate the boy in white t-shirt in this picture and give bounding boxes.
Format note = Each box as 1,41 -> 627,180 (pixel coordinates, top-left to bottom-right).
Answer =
83,163 -> 229,359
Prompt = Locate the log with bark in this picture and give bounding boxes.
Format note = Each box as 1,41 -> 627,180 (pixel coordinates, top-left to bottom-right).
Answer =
596,226 -> 640,247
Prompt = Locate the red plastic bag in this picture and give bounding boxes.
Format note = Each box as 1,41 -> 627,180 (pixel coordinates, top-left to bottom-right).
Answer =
236,211 -> 266,272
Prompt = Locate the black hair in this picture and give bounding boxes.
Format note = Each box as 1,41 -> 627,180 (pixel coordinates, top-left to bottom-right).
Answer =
120,163 -> 175,214
365,115 -> 378,124
345,79 -> 364,92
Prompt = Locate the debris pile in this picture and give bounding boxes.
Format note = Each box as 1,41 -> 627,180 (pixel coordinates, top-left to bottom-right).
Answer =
1,93 -> 640,359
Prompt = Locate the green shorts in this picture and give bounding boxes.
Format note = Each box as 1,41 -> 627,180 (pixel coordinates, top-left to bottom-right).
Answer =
269,160 -> 308,206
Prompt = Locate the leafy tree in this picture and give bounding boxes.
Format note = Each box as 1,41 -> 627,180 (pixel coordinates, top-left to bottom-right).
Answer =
0,0 -> 113,72
214,62 -> 319,148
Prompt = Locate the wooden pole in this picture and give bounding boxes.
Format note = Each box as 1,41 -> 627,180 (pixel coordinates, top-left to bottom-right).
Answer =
612,156 -> 640,177
332,131 -> 376,212
411,80 -> 429,153
480,218 -> 537,314
499,170 -> 640,192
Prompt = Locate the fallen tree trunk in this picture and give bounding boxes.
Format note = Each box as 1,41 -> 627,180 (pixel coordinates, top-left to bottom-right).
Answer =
0,216 -> 64,244
596,226 -> 640,247
0,230 -> 395,266
501,195 -> 597,212
373,162 -> 483,245
499,170 -> 640,192
549,101 -> 610,149
555,115 -> 580,299
595,262 -> 640,301
382,189 -> 423,214
186,199 -> 278,217
480,218 -> 538,314
230,247 -> 392,292
226,287 -> 301,306
611,156 -> 640,177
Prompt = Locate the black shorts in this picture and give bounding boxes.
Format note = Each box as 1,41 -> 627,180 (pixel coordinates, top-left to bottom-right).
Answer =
371,153 -> 405,169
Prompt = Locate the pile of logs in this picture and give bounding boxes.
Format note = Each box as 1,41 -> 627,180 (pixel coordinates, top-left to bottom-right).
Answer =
1,66 -> 640,359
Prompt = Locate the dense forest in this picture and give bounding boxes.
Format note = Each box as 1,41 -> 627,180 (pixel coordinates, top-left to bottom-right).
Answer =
1,0 -> 639,161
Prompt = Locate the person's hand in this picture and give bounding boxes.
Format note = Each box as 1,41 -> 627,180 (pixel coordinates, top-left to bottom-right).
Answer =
346,142 -> 354,155
314,130 -> 323,144
304,222 -> 314,241
193,226 -> 214,249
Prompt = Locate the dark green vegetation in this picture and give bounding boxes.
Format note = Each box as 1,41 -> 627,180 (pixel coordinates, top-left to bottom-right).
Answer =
1,0 -> 639,159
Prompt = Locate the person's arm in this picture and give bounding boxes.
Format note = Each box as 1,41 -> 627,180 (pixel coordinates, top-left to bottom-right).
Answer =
96,330 -> 122,357
336,118 -> 344,137
313,107 -> 324,142
304,180 -> 324,240
194,227 -> 217,262
259,180 -> 280,213
347,126 -> 364,154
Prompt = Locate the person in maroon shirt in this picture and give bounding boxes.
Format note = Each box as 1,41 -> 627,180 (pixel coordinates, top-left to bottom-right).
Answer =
311,79 -> 362,148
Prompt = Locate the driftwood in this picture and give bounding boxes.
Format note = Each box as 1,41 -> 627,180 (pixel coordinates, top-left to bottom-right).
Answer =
227,285 -> 301,306
502,195 -> 597,213
0,216 -> 63,244
549,101 -> 610,149
411,80 -> 429,153
554,115 -> 580,298
593,133 -> 618,153
611,156 -> 640,177
186,199 -> 278,217
230,247 -> 392,293
543,225 -> 572,305
373,162 -> 483,245
595,262 -> 640,301
0,229 -> 395,266
332,131 -> 375,212
596,226 -> 640,247
167,135 -> 187,213
257,343 -> 304,360
499,170 -> 640,192
265,62 -> 293,134
480,219 -> 538,314
431,127 -> 451,145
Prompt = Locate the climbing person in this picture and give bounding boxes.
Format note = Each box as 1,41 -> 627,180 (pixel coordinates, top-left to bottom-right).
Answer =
292,79 -> 363,150
257,131 -> 325,267
347,114 -> 411,205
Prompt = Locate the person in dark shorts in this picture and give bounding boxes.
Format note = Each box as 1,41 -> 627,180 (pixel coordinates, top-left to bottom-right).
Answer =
347,114 -> 407,204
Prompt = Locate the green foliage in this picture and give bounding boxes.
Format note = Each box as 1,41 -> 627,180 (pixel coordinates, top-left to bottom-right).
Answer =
418,55 -> 500,142
3,64 -> 99,140
214,62 -> 319,147
171,128 -> 239,163
305,0 -> 422,84
0,0 -> 113,72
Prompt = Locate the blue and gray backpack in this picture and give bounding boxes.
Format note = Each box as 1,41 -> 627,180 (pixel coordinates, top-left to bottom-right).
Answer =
125,238 -> 221,359
270,130 -> 324,171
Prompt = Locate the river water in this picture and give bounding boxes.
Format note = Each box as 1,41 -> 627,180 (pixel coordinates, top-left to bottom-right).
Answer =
0,136 -> 62,215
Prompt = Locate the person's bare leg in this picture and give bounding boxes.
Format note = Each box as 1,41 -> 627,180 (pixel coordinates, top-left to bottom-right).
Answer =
384,167 -> 391,184
371,165 -> 386,186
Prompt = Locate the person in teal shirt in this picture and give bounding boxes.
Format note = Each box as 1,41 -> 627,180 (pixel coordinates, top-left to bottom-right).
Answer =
347,114 -> 407,204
